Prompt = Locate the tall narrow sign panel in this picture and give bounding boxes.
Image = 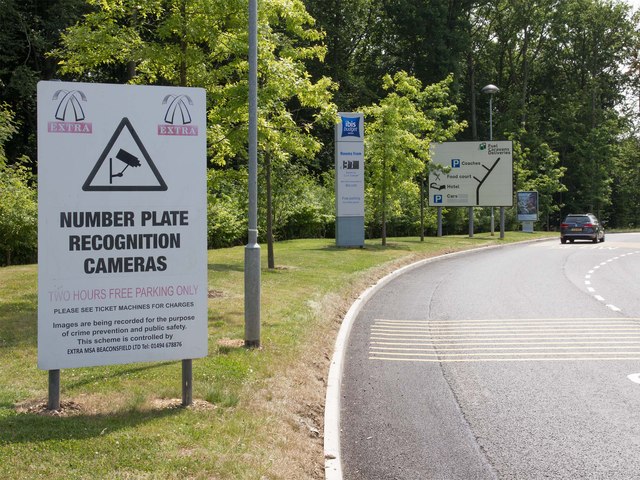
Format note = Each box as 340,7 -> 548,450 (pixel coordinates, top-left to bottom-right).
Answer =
335,112 -> 365,247
37,81 -> 207,369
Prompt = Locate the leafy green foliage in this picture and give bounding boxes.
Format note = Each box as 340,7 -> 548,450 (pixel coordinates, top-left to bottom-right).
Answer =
207,168 -> 247,249
207,164 -> 334,247
55,0 -> 337,166
0,0 -> 90,162
610,135 -> 640,229
362,72 -> 466,242
0,105 -> 37,266
259,163 -> 334,241
510,130 -> 567,229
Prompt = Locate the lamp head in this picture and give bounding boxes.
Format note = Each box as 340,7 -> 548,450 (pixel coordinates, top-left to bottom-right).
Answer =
481,84 -> 500,95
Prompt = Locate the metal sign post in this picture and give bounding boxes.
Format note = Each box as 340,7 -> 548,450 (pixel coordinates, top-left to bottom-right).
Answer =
245,0 -> 261,348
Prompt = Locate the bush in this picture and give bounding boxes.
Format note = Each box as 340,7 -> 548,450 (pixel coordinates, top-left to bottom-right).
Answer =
0,159 -> 37,266
0,104 -> 37,266
260,162 -> 334,241
207,168 -> 248,248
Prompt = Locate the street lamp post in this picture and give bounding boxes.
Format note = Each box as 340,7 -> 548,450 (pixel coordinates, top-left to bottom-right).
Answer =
245,0 -> 261,348
481,84 -> 501,238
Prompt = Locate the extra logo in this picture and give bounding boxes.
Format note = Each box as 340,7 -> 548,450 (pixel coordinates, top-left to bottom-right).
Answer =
48,90 -> 92,134
341,116 -> 361,138
158,94 -> 199,136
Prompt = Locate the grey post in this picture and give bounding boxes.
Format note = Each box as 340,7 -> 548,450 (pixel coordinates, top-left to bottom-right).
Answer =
48,369 -> 60,410
182,359 -> 193,406
420,177 -> 424,242
468,206 -> 474,238
482,84 -> 501,238
245,0 -> 261,348
437,206 -> 443,237
491,207 -> 495,236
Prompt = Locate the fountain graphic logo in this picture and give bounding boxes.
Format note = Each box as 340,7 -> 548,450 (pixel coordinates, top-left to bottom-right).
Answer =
158,94 -> 199,136
48,90 -> 92,134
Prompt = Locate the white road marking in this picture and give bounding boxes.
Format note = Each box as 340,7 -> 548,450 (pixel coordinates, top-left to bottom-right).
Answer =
369,317 -> 640,362
627,373 -> 640,384
579,249 -> 640,315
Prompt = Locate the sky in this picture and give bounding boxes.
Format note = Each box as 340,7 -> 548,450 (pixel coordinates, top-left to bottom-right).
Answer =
627,0 -> 640,12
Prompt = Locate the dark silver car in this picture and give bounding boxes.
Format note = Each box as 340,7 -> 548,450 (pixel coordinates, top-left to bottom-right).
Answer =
560,214 -> 605,244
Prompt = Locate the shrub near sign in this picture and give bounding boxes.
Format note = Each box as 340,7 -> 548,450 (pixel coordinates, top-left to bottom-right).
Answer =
37,81 -> 207,370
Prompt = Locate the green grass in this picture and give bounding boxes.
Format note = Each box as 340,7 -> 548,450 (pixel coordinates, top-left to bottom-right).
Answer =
0,232 -> 553,479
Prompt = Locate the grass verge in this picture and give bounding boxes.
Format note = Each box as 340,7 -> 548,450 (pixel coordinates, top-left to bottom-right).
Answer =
0,232 -> 553,479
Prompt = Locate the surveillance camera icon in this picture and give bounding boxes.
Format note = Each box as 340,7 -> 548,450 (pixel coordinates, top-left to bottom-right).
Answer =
110,149 -> 141,184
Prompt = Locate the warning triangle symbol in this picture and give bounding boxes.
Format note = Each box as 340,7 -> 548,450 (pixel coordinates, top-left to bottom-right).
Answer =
83,117 -> 167,191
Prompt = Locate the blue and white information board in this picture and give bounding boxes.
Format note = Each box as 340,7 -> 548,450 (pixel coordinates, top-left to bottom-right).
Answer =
335,112 -> 365,246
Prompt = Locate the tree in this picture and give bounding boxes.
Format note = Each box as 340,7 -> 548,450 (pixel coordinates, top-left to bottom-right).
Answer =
55,0 -> 337,267
0,0 -> 89,164
0,104 -> 37,265
511,131 -> 567,230
362,72 -> 466,244
610,135 -> 640,229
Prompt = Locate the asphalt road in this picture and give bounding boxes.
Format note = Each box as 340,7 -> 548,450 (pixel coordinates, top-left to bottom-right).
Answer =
341,233 -> 640,479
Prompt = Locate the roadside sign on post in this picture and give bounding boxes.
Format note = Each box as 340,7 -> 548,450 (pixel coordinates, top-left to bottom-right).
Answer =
517,191 -> 538,221
517,190 -> 538,233
428,141 -> 513,207
335,112 -> 365,247
37,81 -> 207,370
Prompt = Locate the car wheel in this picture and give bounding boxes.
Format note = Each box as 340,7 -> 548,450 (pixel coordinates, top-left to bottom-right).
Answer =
561,238 -> 567,244
600,235 -> 605,243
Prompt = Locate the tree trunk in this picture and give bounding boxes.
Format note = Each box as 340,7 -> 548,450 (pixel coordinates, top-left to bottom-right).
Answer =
179,0 -> 187,86
420,176 -> 425,241
127,61 -> 136,81
266,152 -> 275,269
468,51 -> 477,140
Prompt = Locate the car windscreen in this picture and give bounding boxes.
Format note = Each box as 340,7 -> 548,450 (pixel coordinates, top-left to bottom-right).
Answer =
564,216 -> 591,225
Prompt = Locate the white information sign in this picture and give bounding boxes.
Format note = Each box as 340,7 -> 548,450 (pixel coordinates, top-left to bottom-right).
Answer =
428,141 -> 513,207
335,113 -> 365,217
37,81 -> 208,369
